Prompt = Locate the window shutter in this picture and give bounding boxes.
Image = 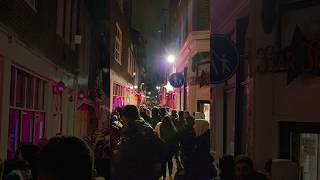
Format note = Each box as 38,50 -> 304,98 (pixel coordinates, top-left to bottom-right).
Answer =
194,0 -> 209,31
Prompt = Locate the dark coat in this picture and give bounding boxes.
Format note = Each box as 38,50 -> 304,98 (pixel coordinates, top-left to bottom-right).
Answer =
111,118 -> 164,180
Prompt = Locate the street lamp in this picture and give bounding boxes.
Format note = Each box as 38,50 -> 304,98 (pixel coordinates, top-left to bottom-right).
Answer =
156,86 -> 160,90
167,55 -> 176,64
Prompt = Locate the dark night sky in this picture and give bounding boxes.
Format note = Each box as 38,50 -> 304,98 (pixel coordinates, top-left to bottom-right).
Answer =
132,0 -> 170,88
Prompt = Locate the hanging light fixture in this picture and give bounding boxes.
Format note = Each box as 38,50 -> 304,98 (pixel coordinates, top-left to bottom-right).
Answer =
53,81 -> 65,94
78,90 -> 85,100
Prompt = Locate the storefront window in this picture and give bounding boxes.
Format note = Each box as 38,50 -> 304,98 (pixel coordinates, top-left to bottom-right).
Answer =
7,66 -> 47,159
112,83 -> 125,111
33,112 -> 45,144
7,110 -> 20,159
21,111 -> 34,143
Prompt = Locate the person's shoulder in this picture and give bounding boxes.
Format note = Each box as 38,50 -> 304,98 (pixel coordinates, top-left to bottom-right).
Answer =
254,171 -> 268,180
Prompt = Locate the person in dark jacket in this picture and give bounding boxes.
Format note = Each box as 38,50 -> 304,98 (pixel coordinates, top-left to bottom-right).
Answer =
171,110 -> 179,126
3,160 -> 31,180
111,105 -> 164,180
151,107 -> 161,128
180,116 -> 196,168
235,155 -> 267,180
176,111 -> 186,132
160,116 -> 178,179
184,130 -> 217,180
219,155 -> 235,180
15,143 -> 40,180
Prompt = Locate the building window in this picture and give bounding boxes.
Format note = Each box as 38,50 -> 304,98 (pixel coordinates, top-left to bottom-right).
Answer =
24,0 -> 36,10
128,44 -> 135,76
113,83 -> 125,111
7,66 -> 47,159
114,23 -> 122,65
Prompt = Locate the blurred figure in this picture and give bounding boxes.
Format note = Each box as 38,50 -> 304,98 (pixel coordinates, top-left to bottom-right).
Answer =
94,149 -> 110,180
176,111 -> 186,132
3,160 -> 31,180
180,116 -> 196,167
115,107 -> 123,118
110,115 -> 123,149
183,111 -> 190,119
111,105 -> 164,180
184,130 -> 217,180
37,138 -> 48,149
151,107 -> 161,128
171,110 -> 178,126
235,155 -> 267,180
160,116 -> 178,179
194,112 -> 209,136
15,144 -> 40,180
160,107 -> 168,117
154,107 -> 167,135
37,136 -> 95,180
146,108 -> 152,122
140,111 -> 151,125
219,155 -> 235,180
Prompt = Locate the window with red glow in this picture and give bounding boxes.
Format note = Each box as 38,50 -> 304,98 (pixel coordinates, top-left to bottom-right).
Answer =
7,66 -> 48,159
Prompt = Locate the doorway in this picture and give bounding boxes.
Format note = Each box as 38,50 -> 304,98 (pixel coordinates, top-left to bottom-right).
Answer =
280,122 -> 320,180
197,100 -> 210,123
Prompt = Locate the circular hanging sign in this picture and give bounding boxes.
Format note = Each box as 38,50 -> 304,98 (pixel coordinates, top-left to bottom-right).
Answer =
211,34 -> 239,84
169,73 -> 185,88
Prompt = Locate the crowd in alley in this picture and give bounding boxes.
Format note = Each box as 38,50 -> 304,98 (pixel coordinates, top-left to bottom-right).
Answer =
0,105 -> 298,180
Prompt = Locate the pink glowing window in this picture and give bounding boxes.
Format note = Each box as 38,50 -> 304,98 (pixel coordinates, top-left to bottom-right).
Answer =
7,110 -> 20,159
33,112 -> 45,144
21,111 -> 34,143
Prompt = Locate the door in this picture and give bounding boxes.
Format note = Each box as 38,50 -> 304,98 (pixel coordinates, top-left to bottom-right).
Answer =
197,100 -> 210,122
280,122 -> 320,180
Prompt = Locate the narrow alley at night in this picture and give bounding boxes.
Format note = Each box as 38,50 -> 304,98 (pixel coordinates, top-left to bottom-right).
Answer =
0,0 -> 320,180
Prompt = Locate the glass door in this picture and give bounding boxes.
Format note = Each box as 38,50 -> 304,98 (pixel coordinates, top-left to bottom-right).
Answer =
299,133 -> 320,180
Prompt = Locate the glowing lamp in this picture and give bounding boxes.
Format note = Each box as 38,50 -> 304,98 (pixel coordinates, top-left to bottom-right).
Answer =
167,55 -> 176,64
79,90 -> 85,100
56,81 -> 66,93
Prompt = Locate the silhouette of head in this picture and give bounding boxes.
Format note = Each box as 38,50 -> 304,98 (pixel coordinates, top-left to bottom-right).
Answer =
38,136 -> 94,180
122,105 -> 140,123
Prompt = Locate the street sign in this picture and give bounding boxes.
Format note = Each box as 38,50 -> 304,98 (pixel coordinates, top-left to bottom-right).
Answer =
169,73 -> 185,88
211,34 -> 239,84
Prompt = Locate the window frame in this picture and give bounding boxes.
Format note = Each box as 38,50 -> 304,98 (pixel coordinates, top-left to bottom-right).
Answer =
114,23 -> 122,65
127,44 -> 135,76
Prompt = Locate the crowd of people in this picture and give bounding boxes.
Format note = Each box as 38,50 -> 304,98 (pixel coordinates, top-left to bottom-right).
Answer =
0,104 -> 296,180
